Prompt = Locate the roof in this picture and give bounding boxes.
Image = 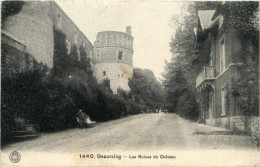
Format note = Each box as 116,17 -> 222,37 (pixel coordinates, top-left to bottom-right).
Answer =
198,10 -> 216,30
97,31 -> 133,38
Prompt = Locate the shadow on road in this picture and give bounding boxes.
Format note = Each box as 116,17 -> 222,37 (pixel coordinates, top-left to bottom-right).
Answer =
193,130 -> 248,136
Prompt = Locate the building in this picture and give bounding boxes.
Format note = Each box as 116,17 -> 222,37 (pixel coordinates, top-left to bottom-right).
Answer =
194,3 -> 259,130
2,1 -> 93,70
93,27 -> 134,94
2,2 -> 133,94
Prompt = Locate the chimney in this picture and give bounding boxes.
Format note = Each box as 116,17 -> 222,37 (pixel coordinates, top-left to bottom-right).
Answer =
126,26 -> 131,35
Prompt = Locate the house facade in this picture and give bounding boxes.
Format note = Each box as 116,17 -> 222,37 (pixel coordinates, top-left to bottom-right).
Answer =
194,5 -> 257,130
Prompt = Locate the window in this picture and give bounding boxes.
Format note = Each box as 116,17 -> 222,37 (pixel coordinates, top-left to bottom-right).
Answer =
74,32 -> 78,44
209,53 -> 213,66
102,34 -> 106,45
118,51 -> 123,60
113,34 -> 117,45
118,35 -> 122,46
89,50 -> 92,59
103,71 -> 106,76
66,39 -> 71,54
57,13 -> 62,29
209,93 -> 213,118
124,36 -> 127,47
96,51 -> 100,61
19,59 -> 26,72
127,37 -> 130,48
221,87 -> 226,116
107,34 -> 112,45
77,49 -> 80,61
220,36 -> 225,72
219,15 -> 224,28
130,39 -> 133,49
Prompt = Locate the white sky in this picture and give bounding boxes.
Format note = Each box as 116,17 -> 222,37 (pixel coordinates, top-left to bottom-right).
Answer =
56,0 -> 185,80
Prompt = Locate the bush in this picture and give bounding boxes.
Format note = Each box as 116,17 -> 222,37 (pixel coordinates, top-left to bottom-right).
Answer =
1,28 -> 145,137
1,106 -> 16,143
176,92 -> 199,121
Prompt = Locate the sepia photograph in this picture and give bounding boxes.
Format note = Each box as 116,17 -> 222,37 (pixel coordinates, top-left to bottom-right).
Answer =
1,0 -> 259,166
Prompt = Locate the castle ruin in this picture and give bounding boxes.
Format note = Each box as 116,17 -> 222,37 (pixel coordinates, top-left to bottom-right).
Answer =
1,1 -> 133,94
93,27 -> 134,94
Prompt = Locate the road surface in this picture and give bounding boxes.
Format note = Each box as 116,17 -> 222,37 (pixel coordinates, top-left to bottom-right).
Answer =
2,113 -> 257,153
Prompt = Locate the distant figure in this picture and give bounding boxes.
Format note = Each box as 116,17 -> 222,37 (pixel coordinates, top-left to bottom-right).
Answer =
76,110 -> 88,128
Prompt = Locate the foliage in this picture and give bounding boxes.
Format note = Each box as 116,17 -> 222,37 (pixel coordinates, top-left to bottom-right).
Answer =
53,28 -> 69,77
1,27 -> 145,140
226,2 -> 259,117
222,2 -> 259,49
53,28 -> 92,78
176,92 -> 199,120
162,2 -> 203,118
129,68 -> 164,112
232,45 -> 259,116
117,88 -> 129,100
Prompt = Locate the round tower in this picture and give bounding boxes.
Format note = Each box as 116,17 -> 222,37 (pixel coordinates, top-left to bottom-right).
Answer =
94,27 -> 134,94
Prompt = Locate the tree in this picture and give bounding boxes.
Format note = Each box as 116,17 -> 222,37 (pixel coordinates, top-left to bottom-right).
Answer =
129,68 -> 164,112
1,1 -> 25,23
162,2 -> 219,119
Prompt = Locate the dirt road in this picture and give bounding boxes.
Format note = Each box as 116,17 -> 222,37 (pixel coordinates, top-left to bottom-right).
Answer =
2,113 -> 257,153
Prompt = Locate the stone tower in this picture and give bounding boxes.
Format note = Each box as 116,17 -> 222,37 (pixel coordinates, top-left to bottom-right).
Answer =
93,27 -> 134,94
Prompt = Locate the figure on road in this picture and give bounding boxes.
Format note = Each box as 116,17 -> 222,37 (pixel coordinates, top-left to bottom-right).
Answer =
76,110 -> 88,129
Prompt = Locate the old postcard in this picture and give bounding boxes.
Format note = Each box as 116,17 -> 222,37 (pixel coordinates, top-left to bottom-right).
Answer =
1,0 -> 259,166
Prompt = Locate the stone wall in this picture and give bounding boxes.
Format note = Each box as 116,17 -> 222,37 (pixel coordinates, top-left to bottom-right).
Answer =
2,1 -> 94,68
94,63 -> 133,93
1,31 -> 45,76
94,47 -> 133,66
2,1 -> 54,67
50,2 -> 93,59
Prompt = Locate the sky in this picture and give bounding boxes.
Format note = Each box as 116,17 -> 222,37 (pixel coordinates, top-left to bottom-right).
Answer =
57,0 -> 185,80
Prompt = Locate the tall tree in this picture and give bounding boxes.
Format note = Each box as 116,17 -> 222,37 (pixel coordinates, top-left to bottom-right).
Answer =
162,2 -> 219,119
129,68 -> 164,112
